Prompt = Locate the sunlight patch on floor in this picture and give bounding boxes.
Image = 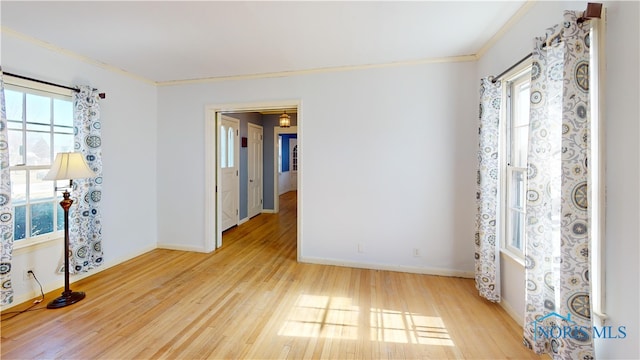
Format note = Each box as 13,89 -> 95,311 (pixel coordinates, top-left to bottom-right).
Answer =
278,294 -> 358,339
278,294 -> 454,346
370,308 -> 454,346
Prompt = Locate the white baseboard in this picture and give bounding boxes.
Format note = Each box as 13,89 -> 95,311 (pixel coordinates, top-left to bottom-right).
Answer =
261,209 -> 275,214
1,244 -> 157,312
156,243 -> 212,253
499,298 -> 523,326
299,256 -> 474,279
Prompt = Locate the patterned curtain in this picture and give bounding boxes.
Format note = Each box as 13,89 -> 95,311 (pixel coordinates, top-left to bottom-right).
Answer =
0,68 -> 14,305
68,86 -> 103,274
523,11 -> 593,359
474,78 -> 502,302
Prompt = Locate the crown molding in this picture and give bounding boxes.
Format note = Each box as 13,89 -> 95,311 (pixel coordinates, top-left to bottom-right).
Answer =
1,26 -> 156,86
156,54 -> 478,87
475,0 -> 536,59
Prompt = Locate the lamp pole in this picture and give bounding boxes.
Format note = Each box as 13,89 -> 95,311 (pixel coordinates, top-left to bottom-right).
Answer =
47,189 -> 86,309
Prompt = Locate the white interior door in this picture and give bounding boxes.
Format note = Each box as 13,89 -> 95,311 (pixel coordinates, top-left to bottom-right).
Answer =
220,115 -> 239,231
248,123 -> 263,218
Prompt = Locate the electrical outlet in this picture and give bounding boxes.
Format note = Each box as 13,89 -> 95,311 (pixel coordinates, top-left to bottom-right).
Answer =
23,268 -> 34,281
357,243 -> 364,253
413,248 -> 421,257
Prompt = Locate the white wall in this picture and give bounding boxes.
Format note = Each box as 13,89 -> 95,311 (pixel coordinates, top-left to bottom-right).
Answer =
1,33 -> 159,307
477,1 -> 640,358
598,1 -> 640,357
157,61 -> 478,276
278,171 -> 291,195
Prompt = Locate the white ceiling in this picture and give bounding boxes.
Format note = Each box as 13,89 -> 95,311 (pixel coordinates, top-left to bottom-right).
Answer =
1,1 -> 527,84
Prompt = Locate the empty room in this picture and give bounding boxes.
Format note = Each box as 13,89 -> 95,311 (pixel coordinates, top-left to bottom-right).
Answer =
1,1 -> 638,359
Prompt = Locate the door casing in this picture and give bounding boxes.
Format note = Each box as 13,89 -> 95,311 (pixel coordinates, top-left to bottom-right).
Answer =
205,100 -> 301,260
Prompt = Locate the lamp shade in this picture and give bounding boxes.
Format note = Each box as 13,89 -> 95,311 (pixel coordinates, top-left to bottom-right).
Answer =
43,152 -> 96,181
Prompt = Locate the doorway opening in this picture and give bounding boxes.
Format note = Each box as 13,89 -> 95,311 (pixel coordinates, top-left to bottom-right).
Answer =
274,125 -> 298,213
204,101 -> 301,261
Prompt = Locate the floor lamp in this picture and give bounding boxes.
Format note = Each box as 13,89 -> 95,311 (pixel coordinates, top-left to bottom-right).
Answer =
43,152 -> 96,309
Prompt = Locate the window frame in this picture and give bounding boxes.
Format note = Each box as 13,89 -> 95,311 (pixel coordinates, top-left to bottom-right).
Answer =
589,17 -> 606,320
499,65 -> 532,262
4,76 -> 74,250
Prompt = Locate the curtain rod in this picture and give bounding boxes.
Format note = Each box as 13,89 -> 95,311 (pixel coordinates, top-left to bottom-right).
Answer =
490,2 -> 602,84
3,72 -> 106,99
491,52 -> 533,83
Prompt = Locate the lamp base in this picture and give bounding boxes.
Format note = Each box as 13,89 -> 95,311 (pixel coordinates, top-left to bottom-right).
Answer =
47,291 -> 86,309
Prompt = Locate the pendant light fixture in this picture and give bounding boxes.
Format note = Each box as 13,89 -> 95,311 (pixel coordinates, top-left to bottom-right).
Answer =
279,111 -> 291,128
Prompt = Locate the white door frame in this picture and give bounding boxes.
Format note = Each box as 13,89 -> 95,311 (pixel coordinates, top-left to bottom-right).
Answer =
273,126 -> 298,213
205,100 -> 302,261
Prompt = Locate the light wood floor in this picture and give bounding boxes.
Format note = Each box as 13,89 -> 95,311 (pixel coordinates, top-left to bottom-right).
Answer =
1,191 -> 543,359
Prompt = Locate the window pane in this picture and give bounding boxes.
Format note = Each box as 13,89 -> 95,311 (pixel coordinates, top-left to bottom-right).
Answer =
515,83 -> 531,127
228,128 -> 234,167
8,129 -> 25,166
10,170 -> 27,204
26,131 -> 51,165
4,89 -> 23,121
57,203 -> 64,231
54,125 -> 74,135
510,211 -> 524,250
53,98 -> 73,127
30,202 -> 54,237
221,126 -> 227,168
510,170 -> 525,210
14,205 -> 26,240
509,75 -> 531,168
7,120 -> 23,130
26,123 -> 50,132
54,133 -> 74,154
513,127 -> 529,167
30,169 -> 54,202
26,93 -> 51,126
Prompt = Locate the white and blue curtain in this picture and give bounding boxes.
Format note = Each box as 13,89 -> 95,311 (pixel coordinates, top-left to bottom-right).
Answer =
68,86 -> 103,274
475,10 -> 594,359
474,78 -> 502,302
0,68 -> 14,305
523,11 -> 593,359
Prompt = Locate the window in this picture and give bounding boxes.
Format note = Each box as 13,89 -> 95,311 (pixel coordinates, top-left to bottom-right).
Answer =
221,125 -> 227,168
227,127 -> 234,167
502,69 -> 531,258
292,145 -> 298,172
5,81 -> 74,244
219,125 -> 236,169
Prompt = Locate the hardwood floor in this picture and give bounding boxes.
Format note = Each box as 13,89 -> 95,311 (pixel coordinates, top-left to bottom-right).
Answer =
1,191 -> 543,359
